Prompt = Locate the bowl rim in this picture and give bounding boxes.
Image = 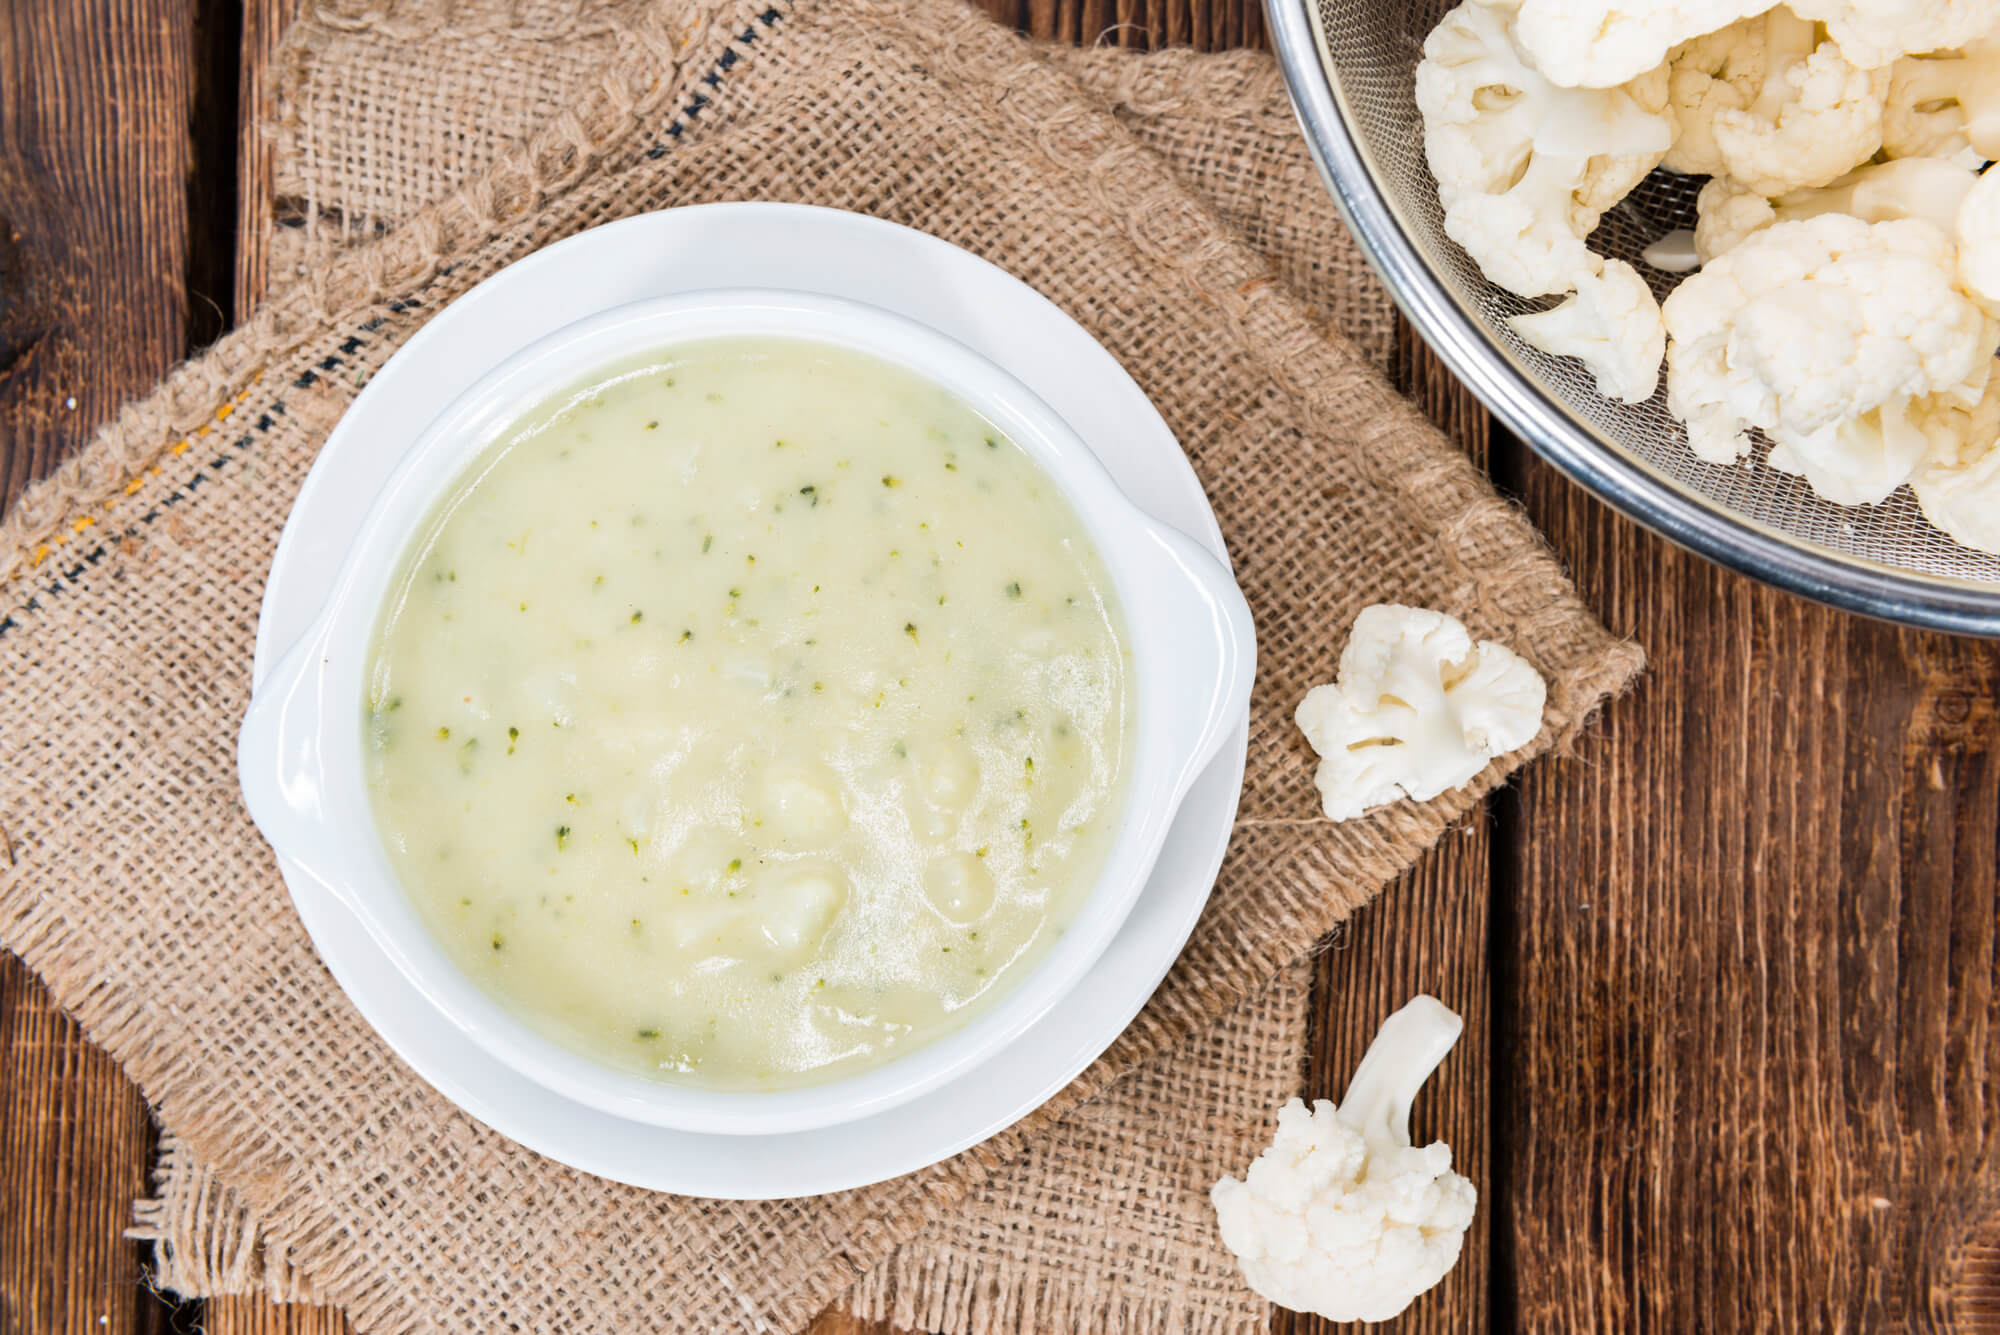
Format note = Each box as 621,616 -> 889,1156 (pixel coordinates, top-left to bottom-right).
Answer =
1265,0 -> 2000,639
236,285 -> 1256,1136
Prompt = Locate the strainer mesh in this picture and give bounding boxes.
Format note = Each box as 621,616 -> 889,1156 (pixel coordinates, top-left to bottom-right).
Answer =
1309,0 -> 2000,585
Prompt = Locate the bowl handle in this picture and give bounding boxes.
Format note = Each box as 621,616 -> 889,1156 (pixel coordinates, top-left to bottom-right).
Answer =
237,626 -> 348,890
1140,523 -> 1257,807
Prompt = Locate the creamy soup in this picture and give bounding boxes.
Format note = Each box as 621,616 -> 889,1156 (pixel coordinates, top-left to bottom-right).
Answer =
364,338 -> 1132,1089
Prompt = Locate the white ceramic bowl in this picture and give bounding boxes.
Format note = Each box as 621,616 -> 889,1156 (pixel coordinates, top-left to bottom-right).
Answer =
238,287 -> 1255,1137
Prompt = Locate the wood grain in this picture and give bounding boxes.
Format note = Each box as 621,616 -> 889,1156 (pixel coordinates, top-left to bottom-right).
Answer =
976,0 -> 1258,48
1499,446 -> 2000,1330
0,1 -> 202,514
0,966 -> 172,1335
203,1299 -> 355,1335
0,3 -> 214,1333
234,0 -> 299,326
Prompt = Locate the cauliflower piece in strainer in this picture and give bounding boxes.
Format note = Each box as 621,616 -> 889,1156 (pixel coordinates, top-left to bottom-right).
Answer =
1958,164 -> 2000,317
1509,258 -> 1668,402
1912,364 -> 2000,553
1663,6 -> 1888,196
1474,0 -> 1778,89
1662,214 -> 1999,505
1417,0 -> 1677,298
1793,0 -> 2000,71
1692,156 -> 1980,262
1881,34 -> 2000,163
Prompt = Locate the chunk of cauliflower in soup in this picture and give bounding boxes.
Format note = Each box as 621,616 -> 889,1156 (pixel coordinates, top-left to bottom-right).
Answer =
364,339 -> 1133,1089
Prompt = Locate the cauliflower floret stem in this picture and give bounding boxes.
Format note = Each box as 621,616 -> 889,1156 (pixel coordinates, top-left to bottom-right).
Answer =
1334,995 -> 1467,1155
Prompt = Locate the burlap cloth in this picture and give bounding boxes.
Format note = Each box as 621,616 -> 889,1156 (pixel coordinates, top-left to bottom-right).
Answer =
0,0 -> 1642,1330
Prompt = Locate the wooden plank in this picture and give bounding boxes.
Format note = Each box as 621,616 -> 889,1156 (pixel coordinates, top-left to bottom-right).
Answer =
0,2 -> 199,513
1498,445 -> 2000,1329
0,2 -> 228,1332
0,965 -> 171,1335
235,0 -> 299,326
205,1298 -> 355,1335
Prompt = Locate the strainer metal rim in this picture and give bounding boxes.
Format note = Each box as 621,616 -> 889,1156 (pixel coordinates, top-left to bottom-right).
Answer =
1265,0 -> 2000,638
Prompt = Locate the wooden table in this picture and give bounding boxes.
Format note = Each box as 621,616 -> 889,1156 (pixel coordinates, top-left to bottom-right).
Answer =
3,2 -> 1997,1332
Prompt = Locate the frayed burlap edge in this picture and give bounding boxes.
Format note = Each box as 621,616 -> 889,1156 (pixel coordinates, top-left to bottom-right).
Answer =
133,1135 -> 325,1305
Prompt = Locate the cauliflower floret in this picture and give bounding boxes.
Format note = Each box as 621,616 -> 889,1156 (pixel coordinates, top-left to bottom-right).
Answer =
1663,214 -> 1999,504
1294,604 -> 1547,822
1693,177 -> 1783,260
1473,0 -> 1778,88
1916,357 -> 2000,462
1664,7 -> 1888,195
1959,165 -> 2000,316
1912,364 -> 2000,552
1509,259 -> 1668,401
1418,1 -> 1677,297
1791,0 -> 2000,71
1762,389 -> 1948,502
1915,444 -> 2000,551
1212,996 -> 1477,1324
1693,156 -> 1980,261
1882,35 -> 2000,162
1665,13 -> 1807,175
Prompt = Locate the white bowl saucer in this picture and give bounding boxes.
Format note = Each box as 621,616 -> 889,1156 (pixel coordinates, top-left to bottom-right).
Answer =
251,203 -> 1247,1198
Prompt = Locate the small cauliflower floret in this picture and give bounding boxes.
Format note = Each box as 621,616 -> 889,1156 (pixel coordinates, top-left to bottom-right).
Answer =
1959,166 -> 2000,317
1911,363 -> 2000,552
1418,1 -> 1676,297
1762,395 -> 1942,502
1882,35 -> 2000,163
1693,156 -> 1980,261
1664,7 -> 1887,196
1212,996 -> 1477,1324
1916,357 -> 2000,464
760,762 -> 848,843
1473,0 -> 1777,88
1663,215 -> 1999,504
1509,259 -> 1667,401
1693,176 -> 1782,260
1665,15 -> 1803,175
1791,0 -> 2000,71
1916,445 -> 2000,552
1294,605 -> 1547,822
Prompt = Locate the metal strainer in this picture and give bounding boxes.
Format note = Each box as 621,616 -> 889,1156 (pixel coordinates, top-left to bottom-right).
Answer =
1267,0 -> 2000,635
